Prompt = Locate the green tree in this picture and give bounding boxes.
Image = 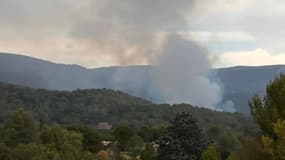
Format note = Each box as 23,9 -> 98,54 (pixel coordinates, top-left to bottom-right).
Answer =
206,126 -> 240,159
67,124 -> 102,152
126,135 -> 144,156
0,143 -> 11,160
2,109 -> 39,146
141,144 -> 157,160
202,145 -> 221,160
250,74 -> 285,136
41,125 -> 91,160
113,126 -> 134,151
138,126 -> 162,143
157,112 -> 207,160
10,143 -> 49,160
236,137 -> 271,160
236,75 -> 285,160
260,119 -> 285,159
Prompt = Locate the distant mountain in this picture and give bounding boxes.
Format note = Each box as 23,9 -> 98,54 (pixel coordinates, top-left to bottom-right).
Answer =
216,65 -> 285,114
1,52 -> 285,114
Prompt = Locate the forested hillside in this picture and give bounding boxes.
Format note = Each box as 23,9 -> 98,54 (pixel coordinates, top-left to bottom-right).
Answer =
1,53 -> 285,115
0,82 -> 255,133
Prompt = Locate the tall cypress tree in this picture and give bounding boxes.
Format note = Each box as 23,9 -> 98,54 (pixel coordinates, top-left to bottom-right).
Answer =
157,112 -> 207,160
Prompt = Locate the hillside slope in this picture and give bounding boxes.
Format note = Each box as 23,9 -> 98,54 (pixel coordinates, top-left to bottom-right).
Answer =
0,82 -> 255,132
1,52 -> 284,114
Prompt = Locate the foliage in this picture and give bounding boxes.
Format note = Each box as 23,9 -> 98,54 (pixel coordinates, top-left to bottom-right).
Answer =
113,126 -> 134,151
140,144 -> 157,160
1,109 -> 39,146
0,143 -> 11,160
260,120 -> 285,159
10,143 -> 49,160
126,135 -> 144,156
0,110 -> 94,160
0,82 -> 262,160
138,126 -> 165,143
237,74 -> 285,160
235,136 -> 271,160
40,125 -> 86,160
66,124 -> 102,153
0,82 -> 255,134
206,126 -> 240,159
157,112 -> 207,160
249,74 -> 285,136
202,145 -> 221,160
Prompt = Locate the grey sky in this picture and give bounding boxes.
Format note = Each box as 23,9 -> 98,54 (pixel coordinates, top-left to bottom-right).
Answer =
0,0 -> 285,67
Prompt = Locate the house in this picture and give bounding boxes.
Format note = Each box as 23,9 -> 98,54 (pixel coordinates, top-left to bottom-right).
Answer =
97,122 -> 112,130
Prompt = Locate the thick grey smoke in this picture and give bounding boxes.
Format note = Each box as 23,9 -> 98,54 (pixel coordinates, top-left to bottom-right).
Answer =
0,0 -> 234,109
153,34 -> 222,108
69,0 -> 231,108
70,0 -> 197,65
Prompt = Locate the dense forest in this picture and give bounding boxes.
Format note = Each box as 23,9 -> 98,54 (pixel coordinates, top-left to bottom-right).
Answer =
2,74 -> 285,160
0,83 -> 258,160
0,82 -> 255,132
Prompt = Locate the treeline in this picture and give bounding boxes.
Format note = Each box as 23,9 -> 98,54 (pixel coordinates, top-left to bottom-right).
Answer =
0,109 -> 159,160
7,79 -> 285,159
200,74 -> 285,160
0,108 -> 245,160
0,82 -> 255,132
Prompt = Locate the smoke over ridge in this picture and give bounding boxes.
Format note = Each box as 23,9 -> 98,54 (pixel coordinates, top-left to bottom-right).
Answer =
0,0 -> 234,110
69,0 -> 232,109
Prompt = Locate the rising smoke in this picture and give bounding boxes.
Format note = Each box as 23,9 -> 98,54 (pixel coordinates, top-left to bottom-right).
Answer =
69,0 -> 231,109
0,0 -> 234,109
153,34 -> 222,108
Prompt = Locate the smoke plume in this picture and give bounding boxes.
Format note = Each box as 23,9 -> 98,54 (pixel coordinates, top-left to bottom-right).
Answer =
0,0 -> 234,109
153,34 -> 222,108
70,0 -> 230,108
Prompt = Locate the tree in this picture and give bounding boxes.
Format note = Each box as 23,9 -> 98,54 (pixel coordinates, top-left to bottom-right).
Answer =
0,143 -> 11,160
261,119 -> 285,159
202,145 -> 221,160
138,126 -> 162,143
157,112 -> 207,160
126,135 -> 144,156
236,75 -> 285,160
40,125 -> 91,160
141,143 -> 157,160
113,126 -> 134,151
236,137 -> 271,160
67,124 -> 102,152
2,109 -> 39,146
250,74 -> 285,136
10,143 -> 49,160
206,126 -> 240,159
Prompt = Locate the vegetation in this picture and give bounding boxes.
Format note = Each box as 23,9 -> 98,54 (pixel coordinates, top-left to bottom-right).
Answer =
7,77 -> 285,160
202,145 -> 221,160
157,112 -> 207,160
0,82 -> 255,132
227,74 -> 285,160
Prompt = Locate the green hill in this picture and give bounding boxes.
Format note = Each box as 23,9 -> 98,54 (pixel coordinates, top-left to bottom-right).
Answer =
0,82 -> 255,132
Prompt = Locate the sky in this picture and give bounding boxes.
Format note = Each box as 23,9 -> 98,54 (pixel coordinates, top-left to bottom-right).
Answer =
0,0 -> 285,68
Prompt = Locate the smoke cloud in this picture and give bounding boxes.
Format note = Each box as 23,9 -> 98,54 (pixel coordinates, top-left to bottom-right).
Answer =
0,0 -> 234,109
70,0 -> 197,65
70,0 -> 230,108
153,34 -> 222,108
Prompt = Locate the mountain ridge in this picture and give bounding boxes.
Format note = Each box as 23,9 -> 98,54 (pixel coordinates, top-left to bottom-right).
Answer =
1,52 -> 285,114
